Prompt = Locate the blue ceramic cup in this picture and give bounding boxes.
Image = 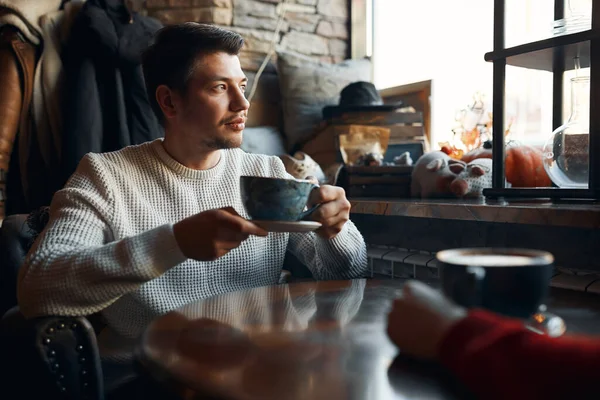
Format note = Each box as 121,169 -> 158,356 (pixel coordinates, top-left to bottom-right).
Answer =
240,176 -> 320,221
437,248 -> 554,319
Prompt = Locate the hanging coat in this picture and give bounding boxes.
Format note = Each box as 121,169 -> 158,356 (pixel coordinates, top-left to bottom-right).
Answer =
60,0 -> 163,186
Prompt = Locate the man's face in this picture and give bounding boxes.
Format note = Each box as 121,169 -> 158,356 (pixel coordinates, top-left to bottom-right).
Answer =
170,52 -> 250,150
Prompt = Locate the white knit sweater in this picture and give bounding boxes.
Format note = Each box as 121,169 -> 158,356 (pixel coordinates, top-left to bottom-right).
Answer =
17,139 -> 368,340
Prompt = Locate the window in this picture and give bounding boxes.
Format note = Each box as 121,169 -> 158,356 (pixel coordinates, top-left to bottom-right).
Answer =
370,0 -> 590,150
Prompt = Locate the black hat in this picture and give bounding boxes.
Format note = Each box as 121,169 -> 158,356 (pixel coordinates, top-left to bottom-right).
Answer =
323,81 -> 403,120
339,81 -> 383,106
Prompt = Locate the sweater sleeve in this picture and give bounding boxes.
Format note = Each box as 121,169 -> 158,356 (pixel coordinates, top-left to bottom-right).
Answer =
439,309 -> 600,400
17,154 -> 187,318
268,158 -> 368,280
287,222 -> 368,280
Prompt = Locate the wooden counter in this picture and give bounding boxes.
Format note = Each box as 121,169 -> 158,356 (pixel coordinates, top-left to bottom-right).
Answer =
350,198 -> 600,229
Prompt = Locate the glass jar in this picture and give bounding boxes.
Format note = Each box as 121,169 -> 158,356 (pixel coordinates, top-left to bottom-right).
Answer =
552,0 -> 592,36
542,76 -> 590,188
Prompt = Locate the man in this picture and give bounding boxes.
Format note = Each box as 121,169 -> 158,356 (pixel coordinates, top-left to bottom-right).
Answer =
17,22 -> 367,387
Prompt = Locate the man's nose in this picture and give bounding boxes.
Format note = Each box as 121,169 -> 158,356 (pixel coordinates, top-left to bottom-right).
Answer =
230,87 -> 250,112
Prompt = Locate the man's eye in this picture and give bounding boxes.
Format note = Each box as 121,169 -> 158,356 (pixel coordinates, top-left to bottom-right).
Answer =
214,84 -> 226,91
240,85 -> 247,93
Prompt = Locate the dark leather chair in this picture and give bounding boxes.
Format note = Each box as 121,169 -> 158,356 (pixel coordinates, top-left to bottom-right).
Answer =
0,213 -> 28,316
0,213 -> 103,400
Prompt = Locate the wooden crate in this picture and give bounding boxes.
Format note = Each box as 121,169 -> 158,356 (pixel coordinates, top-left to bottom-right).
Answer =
324,108 -> 422,124
337,165 -> 413,198
322,108 -> 425,142
301,124 -> 390,171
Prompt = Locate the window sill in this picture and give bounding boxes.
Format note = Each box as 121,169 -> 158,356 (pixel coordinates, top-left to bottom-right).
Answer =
349,198 -> 600,229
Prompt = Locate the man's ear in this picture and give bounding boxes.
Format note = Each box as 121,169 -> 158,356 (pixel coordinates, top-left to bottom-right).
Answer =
156,85 -> 177,120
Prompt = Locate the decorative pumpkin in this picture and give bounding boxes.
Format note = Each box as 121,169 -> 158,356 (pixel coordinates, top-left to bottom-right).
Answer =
462,142 -> 552,188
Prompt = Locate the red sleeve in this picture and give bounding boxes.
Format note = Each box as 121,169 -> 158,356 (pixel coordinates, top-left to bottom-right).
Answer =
439,309 -> 600,400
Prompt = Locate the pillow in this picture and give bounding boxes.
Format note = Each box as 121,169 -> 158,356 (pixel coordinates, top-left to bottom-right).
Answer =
241,126 -> 287,156
276,50 -> 372,151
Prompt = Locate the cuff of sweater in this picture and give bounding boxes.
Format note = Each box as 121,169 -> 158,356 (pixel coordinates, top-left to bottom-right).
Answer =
438,309 -> 523,370
128,223 -> 188,277
327,221 -> 363,254
296,221 -> 352,255
318,221 -> 367,277
327,222 -> 350,248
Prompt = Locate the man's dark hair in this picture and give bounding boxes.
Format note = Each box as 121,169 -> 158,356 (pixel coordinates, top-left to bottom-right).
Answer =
142,23 -> 244,125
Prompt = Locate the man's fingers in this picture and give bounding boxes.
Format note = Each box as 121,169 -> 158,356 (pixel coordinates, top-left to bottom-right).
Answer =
219,208 -> 268,237
221,206 -> 241,217
311,199 -> 350,225
240,220 -> 269,237
319,210 -> 346,229
308,185 -> 340,207
229,217 -> 268,237
312,201 -> 345,221
305,175 -> 319,185
307,187 -> 324,208
220,240 -> 245,251
316,221 -> 346,239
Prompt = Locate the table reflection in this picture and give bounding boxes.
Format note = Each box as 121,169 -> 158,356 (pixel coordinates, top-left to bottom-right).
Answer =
139,279 -> 464,399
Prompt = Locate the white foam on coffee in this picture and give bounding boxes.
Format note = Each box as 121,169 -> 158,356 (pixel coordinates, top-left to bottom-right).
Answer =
437,249 -> 553,267
442,254 -> 537,267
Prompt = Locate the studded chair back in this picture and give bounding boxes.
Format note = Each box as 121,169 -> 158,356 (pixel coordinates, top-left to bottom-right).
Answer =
33,315 -> 104,399
0,208 -> 103,400
1,308 -> 104,400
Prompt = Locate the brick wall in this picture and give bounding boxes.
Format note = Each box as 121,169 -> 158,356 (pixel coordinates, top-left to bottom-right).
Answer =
139,0 -> 350,72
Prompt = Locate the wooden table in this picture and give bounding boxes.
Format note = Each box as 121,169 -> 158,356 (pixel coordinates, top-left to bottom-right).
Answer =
136,279 -> 470,400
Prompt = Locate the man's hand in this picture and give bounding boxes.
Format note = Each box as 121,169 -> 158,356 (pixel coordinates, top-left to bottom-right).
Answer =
306,181 -> 351,240
387,280 -> 467,360
173,207 -> 268,261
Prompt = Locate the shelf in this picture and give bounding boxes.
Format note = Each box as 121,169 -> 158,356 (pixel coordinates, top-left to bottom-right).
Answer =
349,198 -> 600,229
484,29 -> 599,71
483,188 -> 600,200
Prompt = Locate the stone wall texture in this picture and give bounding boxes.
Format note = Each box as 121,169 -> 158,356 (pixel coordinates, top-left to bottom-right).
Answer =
141,0 -> 350,72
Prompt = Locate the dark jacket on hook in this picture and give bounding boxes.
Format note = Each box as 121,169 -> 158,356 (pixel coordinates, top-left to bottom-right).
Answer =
60,0 -> 163,186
